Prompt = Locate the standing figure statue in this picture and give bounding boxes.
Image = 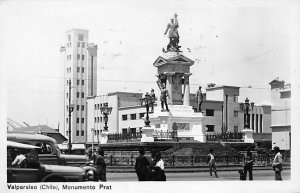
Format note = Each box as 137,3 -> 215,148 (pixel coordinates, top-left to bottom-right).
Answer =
195,86 -> 204,112
157,82 -> 170,112
149,89 -> 156,113
163,13 -> 180,52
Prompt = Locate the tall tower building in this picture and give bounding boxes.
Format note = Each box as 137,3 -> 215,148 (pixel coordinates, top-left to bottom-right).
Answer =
60,29 -> 97,144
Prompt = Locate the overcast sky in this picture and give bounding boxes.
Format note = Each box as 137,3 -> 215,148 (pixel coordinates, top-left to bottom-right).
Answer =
0,0 -> 297,128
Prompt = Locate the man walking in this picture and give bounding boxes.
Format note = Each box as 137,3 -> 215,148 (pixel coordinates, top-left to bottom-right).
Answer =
272,146 -> 283,180
207,148 -> 218,178
135,148 -> 150,181
95,149 -> 107,182
243,148 -> 254,180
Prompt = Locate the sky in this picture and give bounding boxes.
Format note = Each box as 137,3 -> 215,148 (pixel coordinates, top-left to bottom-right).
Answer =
0,0 -> 297,129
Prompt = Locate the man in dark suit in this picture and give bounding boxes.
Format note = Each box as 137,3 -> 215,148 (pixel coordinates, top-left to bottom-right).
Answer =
135,148 -> 150,181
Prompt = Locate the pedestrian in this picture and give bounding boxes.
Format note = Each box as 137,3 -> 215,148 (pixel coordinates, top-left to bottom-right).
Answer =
95,149 -> 107,182
272,146 -> 283,180
135,148 -> 150,181
207,148 -> 218,178
243,148 -> 254,180
150,151 -> 166,181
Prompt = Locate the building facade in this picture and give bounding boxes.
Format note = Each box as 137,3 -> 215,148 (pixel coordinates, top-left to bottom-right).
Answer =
86,86 -> 271,145
269,78 -> 291,150
60,29 -> 98,144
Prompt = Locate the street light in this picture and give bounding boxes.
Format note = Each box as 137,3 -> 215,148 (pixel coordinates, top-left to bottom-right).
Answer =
140,92 -> 151,127
68,103 -> 74,154
100,103 -> 112,132
67,79 -> 74,154
244,98 -> 250,129
250,102 -> 255,131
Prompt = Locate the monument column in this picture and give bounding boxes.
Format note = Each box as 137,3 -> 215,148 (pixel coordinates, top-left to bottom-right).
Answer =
165,72 -> 174,105
183,73 -> 192,106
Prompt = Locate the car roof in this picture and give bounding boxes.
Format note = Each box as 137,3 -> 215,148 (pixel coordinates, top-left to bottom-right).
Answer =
7,141 -> 41,149
7,133 -> 57,144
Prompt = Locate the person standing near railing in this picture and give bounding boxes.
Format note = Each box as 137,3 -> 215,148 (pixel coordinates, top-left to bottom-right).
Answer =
135,148 -> 150,181
150,151 -> 166,181
207,148 -> 219,178
243,148 -> 254,180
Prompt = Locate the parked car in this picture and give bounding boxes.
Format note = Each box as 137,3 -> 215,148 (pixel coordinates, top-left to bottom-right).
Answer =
7,141 -> 87,182
7,133 -> 97,181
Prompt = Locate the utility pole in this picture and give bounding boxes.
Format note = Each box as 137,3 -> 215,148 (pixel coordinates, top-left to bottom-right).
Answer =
68,79 -> 74,154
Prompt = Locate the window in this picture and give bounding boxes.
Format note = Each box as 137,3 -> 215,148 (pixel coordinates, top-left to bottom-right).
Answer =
233,95 -> 238,102
77,54 -> 80,60
77,67 -> 80,73
206,109 -> 214,116
122,128 -> 128,134
206,125 -> 215,132
122,115 -> 127,121
130,128 -> 136,134
234,126 -> 238,133
78,34 -> 84,41
234,111 -> 239,117
97,104 -> 100,109
94,104 -> 97,110
76,105 -> 80,111
139,113 -> 145,119
37,143 -> 53,154
82,42 -> 85,48
81,92 -> 84,98
66,93 -> 69,99
66,118 -> 68,124
280,91 -> 291,99
68,34 -> 71,41
81,130 -> 84,136
81,105 -> 84,111
97,117 -> 100,123
94,117 -> 97,123
77,42 -> 80,47
82,67 -> 84,73
82,55 -> 85,60
77,79 -> 80,85
100,117 -> 103,122
76,130 -> 79,136
76,118 -> 80,123
77,92 -> 80,98
81,118 -> 84,123
82,80 -> 84,85
130,114 -> 136,120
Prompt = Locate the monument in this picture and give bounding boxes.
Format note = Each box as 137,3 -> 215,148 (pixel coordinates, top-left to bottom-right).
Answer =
145,13 -> 206,142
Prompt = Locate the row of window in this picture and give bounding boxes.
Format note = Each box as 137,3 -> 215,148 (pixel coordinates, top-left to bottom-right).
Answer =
206,125 -> 239,132
122,113 -> 145,121
205,109 -> 240,118
77,42 -> 85,48
66,54 -> 85,61
66,67 -> 85,73
68,34 -> 84,42
95,117 -> 103,123
94,103 -> 105,110
66,105 -> 85,111
77,92 -> 85,98
66,117 -> 85,124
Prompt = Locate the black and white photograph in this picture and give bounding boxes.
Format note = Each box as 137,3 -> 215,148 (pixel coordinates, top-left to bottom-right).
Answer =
0,0 -> 299,193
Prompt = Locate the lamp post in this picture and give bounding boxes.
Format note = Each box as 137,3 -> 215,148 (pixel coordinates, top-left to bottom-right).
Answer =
241,98 -> 255,143
250,102 -> 254,131
140,92 -> 151,127
140,92 -> 155,142
244,98 -> 250,129
67,80 -> 74,154
100,103 -> 113,132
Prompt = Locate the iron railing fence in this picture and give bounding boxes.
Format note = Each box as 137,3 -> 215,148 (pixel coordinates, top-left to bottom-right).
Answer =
206,132 -> 244,142
107,132 -> 142,143
101,153 -> 290,167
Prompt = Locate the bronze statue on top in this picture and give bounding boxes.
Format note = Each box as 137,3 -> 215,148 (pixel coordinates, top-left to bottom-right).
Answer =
163,13 -> 181,53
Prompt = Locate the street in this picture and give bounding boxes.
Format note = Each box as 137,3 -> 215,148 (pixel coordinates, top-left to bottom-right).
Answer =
107,169 -> 290,181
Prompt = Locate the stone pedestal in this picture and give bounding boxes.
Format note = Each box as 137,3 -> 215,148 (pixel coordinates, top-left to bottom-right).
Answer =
100,131 -> 109,144
242,129 -> 254,143
141,126 -> 155,142
149,105 -> 206,142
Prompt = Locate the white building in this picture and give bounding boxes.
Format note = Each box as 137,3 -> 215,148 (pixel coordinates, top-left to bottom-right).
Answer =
60,29 -> 98,144
269,78 -> 291,150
